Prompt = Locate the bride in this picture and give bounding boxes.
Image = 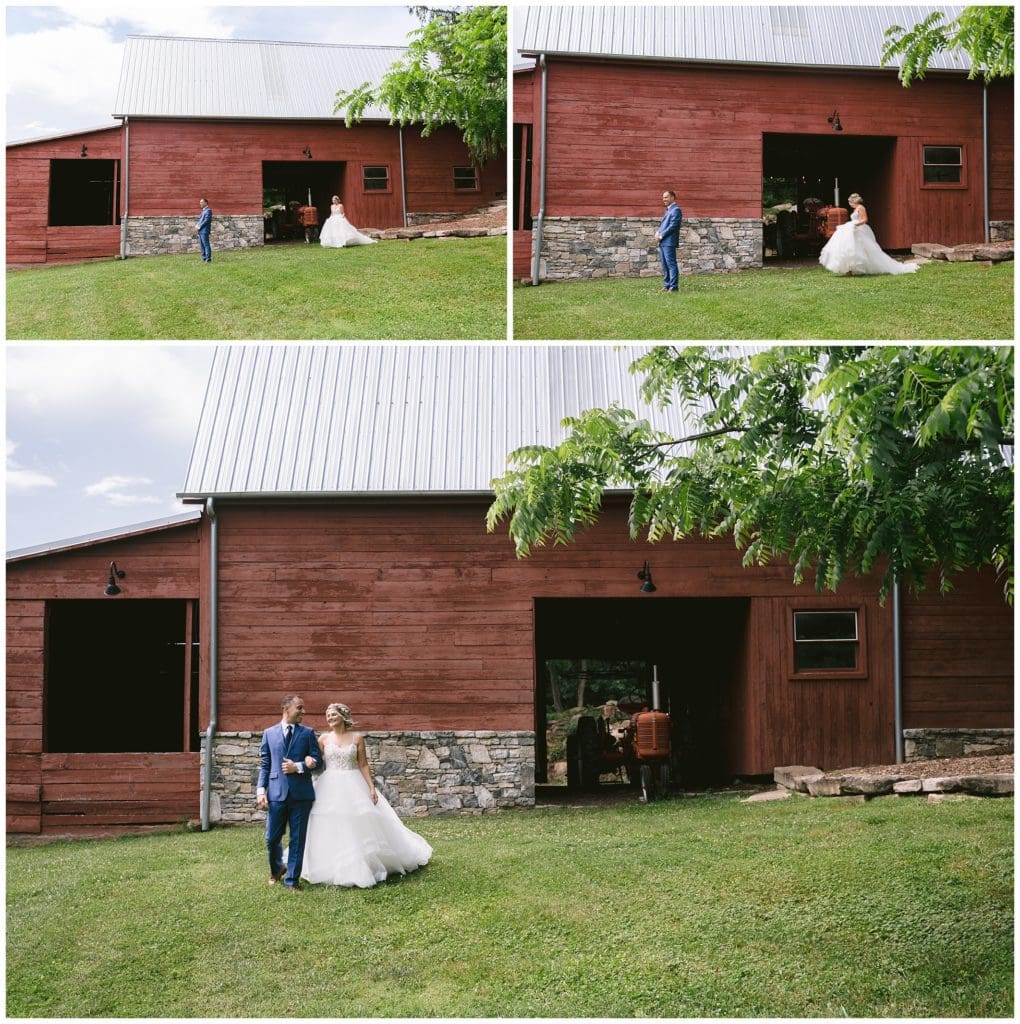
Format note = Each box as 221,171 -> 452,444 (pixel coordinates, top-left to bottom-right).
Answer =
297,702 -> 431,887
319,195 -> 377,248
819,193 -> 918,276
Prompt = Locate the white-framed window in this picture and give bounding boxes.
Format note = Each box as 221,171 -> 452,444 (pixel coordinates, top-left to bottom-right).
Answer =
362,165 -> 391,192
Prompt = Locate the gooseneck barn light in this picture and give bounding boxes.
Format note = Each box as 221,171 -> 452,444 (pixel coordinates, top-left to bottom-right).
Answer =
105,561 -> 126,596
303,146 -> 313,159
827,111 -> 843,132
80,144 -> 88,158
637,561 -> 656,593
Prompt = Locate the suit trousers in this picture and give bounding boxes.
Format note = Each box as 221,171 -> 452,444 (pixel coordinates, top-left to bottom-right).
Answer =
198,228 -> 212,262
659,242 -> 678,290
265,796 -> 313,887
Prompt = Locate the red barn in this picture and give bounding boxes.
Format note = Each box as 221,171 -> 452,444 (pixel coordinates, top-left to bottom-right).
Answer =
7,36 -> 506,265
7,347 -> 1013,835
513,5 -> 1013,281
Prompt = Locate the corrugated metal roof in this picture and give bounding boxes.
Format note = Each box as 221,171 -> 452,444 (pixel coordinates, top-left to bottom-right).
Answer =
517,5 -> 971,72
113,36 -> 407,121
6,509 -> 202,563
180,346 -> 698,498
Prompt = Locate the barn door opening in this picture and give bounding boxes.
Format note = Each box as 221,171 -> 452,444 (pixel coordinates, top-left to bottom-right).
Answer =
534,598 -> 748,793
762,133 -> 896,260
44,599 -> 199,753
262,160 -> 345,242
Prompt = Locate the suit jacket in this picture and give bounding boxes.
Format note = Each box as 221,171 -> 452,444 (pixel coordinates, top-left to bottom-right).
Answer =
258,722 -> 322,802
197,206 -> 212,233
658,203 -> 682,247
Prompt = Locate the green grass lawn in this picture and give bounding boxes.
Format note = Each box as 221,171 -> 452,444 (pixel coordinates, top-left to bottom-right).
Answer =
6,237 -> 506,340
7,795 -> 1012,1017
513,261 -> 1014,340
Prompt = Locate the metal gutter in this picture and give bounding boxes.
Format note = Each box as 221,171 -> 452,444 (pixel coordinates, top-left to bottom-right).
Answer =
398,125 -> 408,227
119,117 -> 129,259
530,54 -> 548,287
200,497 -> 219,831
893,580 -> 904,763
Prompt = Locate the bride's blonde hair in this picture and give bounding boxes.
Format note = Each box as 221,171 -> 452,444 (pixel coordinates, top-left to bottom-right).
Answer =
326,702 -> 354,728
332,195 -> 341,203
847,193 -> 863,204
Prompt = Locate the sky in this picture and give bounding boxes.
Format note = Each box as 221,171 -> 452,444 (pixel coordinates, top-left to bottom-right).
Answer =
6,344 -> 217,552
5,3 -> 425,142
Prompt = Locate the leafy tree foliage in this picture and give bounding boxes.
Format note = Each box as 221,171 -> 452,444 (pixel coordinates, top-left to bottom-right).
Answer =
881,6 -> 1014,85
334,6 -> 506,164
487,347 -> 1014,602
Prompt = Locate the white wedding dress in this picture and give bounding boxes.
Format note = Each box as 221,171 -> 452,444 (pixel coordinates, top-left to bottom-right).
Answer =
319,205 -> 377,248
299,741 -> 432,887
819,210 -> 918,275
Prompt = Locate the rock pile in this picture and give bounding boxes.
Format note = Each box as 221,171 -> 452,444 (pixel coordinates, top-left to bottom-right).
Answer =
911,240 -> 1013,263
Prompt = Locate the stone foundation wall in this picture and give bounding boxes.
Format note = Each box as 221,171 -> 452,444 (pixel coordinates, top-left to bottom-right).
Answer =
536,216 -> 763,280
903,728 -> 1013,761
202,730 -> 535,824
989,221 -> 1013,242
125,215 -> 264,257
406,211 -> 460,226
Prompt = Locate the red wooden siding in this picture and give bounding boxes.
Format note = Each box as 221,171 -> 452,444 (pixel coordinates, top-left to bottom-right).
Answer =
6,522 -> 201,833
403,124 -> 506,213
988,78 -> 1014,222
214,500 -> 902,774
901,567 -> 1013,728
514,67 -> 535,123
513,230 -> 532,277
6,126 -> 124,264
539,59 -> 998,248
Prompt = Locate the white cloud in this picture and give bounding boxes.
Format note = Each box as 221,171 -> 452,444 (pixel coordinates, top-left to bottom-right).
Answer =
5,438 -> 58,492
84,475 -> 163,506
6,346 -> 213,443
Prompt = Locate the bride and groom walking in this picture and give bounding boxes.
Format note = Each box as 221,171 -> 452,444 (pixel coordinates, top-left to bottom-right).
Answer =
258,695 -> 431,890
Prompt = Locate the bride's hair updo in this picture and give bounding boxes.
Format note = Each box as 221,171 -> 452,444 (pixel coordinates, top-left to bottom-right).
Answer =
326,702 -> 354,728
847,193 -> 863,205
332,195 -> 341,203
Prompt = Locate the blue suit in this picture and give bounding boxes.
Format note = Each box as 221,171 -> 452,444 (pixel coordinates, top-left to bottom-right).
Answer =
258,722 -> 322,887
197,205 -> 212,262
657,202 -> 682,291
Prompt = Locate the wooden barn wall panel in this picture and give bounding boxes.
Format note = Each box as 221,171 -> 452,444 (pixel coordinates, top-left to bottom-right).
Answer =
40,752 -> 201,830
988,78 -> 1014,222
513,68 -> 535,123
900,568 -> 1013,728
542,60 -> 990,247
212,501 -> 902,768
6,523 -> 202,600
6,126 -> 123,264
127,119 -> 404,228
6,523 -> 202,829
402,125 -> 507,212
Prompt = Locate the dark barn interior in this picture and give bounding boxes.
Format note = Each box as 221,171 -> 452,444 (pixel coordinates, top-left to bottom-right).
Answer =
762,132 -> 896,257
534,598 -> 748,790
48,158 -> 121,226
45,600 -> 199,753
262,160 -> 345,240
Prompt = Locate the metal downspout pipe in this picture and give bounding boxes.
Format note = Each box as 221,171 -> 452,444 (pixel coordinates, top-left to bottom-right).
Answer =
530,54 -> 548,287
893,580 -> 904,763
982,83 -> 990,243
398,126 -> 408,227
200,497 -> 219,831
119,117 -> 129,259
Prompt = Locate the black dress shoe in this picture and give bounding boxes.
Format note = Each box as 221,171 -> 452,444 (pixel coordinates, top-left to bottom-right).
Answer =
268,867 -> 286,885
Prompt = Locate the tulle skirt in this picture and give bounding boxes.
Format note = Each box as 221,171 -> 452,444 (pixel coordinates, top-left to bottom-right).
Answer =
819,222 -> 918,275
298,769 -> 432,888
319,213 -> 377,248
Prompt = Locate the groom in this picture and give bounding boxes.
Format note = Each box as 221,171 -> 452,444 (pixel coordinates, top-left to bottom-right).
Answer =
196,197 -> 212,263
655,189 -> 683,292
256,695 -> 322,891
